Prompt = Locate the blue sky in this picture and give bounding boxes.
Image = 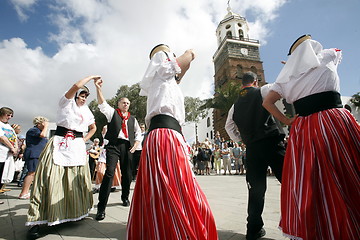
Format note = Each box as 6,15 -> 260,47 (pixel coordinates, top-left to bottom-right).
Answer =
1,0 -> 359,131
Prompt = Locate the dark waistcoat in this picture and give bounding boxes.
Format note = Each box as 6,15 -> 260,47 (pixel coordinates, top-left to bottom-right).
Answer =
233,87 -> 284,145
105,112 -> 135,146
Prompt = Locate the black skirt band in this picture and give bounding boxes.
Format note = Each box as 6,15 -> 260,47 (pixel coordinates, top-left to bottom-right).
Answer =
293,91 -> 342,116
148,114 -> 182,135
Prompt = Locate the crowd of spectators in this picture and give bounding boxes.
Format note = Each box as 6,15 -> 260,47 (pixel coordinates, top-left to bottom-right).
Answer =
190,131 -> 248,176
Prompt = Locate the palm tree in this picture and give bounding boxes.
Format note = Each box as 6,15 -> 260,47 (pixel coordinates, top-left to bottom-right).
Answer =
201,81 -> 242,113
350,91 -> 360,107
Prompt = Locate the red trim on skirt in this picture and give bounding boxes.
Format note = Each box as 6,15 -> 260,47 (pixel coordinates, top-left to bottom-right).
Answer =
280,108 -> 360,240
127,128 -> 218,240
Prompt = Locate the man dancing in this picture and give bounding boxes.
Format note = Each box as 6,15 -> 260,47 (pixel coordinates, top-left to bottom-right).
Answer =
94,80 -> 141,221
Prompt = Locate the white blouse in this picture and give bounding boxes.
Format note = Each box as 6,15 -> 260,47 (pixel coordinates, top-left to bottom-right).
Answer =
271,42 -> 341,104
53,94 -> 95,167
140,51 -> 185,127
56,94 -> 95,132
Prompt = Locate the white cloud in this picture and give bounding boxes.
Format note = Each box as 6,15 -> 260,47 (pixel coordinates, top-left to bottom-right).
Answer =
10,0 -> 38,22
1,0 -> 287,130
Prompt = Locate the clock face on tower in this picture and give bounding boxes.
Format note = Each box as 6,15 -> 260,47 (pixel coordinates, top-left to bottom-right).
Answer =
241,48 -> 248,55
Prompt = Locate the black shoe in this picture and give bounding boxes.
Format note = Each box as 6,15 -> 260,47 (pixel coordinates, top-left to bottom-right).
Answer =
27,225 -> 40,239
92,188 -> 99,194
17,182 -> 23,187
246,228 -> 266,240
122,199 -> 130,207
95,211 -> 105,221
110,187 -> 116,192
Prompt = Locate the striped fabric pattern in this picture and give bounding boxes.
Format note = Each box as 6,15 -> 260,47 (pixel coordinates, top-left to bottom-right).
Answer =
280,108 -> 360,240
26,137 -> 93,226
127,128 -> 218,240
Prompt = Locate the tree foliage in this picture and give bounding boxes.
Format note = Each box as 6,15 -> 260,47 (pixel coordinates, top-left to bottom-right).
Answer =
350,91 -> 360,107
200,81 -> 242,113
88,83 -> 147,140
184,97 -> 207,123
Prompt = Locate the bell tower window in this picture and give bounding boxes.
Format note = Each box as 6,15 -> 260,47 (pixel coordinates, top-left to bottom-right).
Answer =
237,65 -> 243,79
250,66 -> 257,74
239,29 -> 244,39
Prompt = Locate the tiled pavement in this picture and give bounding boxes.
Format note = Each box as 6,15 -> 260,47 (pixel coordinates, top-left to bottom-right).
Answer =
0,174 -> 286,240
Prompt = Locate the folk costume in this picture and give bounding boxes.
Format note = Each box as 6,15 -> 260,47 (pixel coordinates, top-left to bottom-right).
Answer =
272,36 -> 360,240
127,46 -> 218,240
97,101 -> 141,211
225,81 -> 285,239
26,93 -> 95,226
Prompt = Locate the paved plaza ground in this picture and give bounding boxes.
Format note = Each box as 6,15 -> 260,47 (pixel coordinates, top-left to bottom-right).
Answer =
0,174 -> 286,240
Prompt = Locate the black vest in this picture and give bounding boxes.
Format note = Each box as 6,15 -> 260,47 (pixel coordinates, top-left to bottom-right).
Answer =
233,87 -> 284,145
105,111 -> 135,146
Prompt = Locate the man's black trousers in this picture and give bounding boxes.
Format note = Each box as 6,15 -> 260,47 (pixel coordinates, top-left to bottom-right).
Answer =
245,136 -> 285,236
98,139 -> 132,212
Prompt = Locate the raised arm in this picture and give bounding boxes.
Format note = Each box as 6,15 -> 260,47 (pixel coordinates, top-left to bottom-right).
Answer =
176,49 -> 196,82
94,78 -> 106,105
65,75 -> 101,99
262,90 -> 297,126
39,121 -> 49,138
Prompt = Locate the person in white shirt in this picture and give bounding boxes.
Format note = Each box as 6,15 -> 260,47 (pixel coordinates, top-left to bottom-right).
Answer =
126,44 -> 218,240
26,75 -> 99,238
225,71 -> 285,240
263,34 -> 360,240
94,80 -> 142,221
0,107 -> 18,195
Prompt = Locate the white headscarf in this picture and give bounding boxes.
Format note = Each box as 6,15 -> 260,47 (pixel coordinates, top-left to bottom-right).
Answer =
139,51 -> 181,96
276,39 -> 323,83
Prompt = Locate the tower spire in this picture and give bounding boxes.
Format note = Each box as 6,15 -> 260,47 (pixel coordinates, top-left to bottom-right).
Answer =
227,0 -> 232,14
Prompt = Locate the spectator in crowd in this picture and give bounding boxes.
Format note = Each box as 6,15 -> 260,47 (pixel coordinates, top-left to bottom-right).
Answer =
18,116 -> 49,200
213,145 -> 222,175
240,143 -> 247,173
231,142 -> 242,175
221,142 -> 232,175
11,124 -> 25,183
0,107 -> 18,194
214,131 -> 221,148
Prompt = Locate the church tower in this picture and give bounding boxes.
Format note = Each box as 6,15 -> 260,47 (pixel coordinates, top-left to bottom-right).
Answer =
212,4 -> 266,138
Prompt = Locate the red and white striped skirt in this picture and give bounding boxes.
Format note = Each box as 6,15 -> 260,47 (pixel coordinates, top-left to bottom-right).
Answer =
280,108 -> 360,240
127,128 -> 218,240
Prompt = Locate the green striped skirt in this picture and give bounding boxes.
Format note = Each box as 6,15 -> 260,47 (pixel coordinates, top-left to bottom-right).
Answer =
26,137 -> 93,226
